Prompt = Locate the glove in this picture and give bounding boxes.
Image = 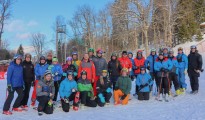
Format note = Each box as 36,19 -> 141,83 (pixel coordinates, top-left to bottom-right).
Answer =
184,69 -> 187,74
7,84 -> 13,92
106,88 -> 112,93
144,83 -> 149,86
48,100 -> 53,106
63,97 -> 69,103
72,89 -> 76,92
23,85 -> 25,90
55,72 -> 58,76
160,68 -> 165,72
140,85 -> 144,88
194,69 -> 200,73
62,72 -> 67,76
114,87 -> 119,91
31,81 -> 35,87
121,94 -> 127,100
201,69 -> 204,72
147,66 -> 150,71
98,93 -> 105,103
73,72 -> 77,77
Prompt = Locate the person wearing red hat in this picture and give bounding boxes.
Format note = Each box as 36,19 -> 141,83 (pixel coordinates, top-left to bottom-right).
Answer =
118,51 -> 132,73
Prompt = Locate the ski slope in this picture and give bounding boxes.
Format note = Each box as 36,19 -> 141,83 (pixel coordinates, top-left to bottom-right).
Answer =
0,54 -> 204,120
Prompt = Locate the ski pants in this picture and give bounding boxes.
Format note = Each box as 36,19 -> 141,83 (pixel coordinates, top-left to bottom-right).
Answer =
169,72 -> 180,91
96,92 -> 112,107
149,72 -> 157,91
3,87 -> 24,111
114,89 -> 130,105
189,74 -> 199,91
31,80 -> 39,104
80,91 -> 97,107
21,81 -> 32,106
53,80 -> 62,101
93,76 -> 100,96
37,96 -> 53,114
156,77 -> 169,94
61,92 -> 79,112
110,76 -> 118,91
138,92 -> 149,100
178,68 -> 187,89
135,75 -> 139,94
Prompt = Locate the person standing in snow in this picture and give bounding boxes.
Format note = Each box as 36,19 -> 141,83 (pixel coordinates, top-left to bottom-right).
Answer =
133,50 -> 145,96
96,70 -> 112,107
92,49 -> 107,96
168,50 -> 181,96
31,56 -> 49,107
108,53 -> 122,90
128,52 -> 135,81
72,52 -> 81,74
59,70 -> 79,112
118,51 -> 132,73
3,54 -> 25,115
188,45 -> 203,94
48,57 -> 63,102
62,57 -> 77,80
20,53 -> 35,109
114,68 -> 132,105
36,70 -> 55,116
154,53 -> 173,101
136,67 -> 153,101
176,47 -> 188,94
46,52 -> 53,65
88,48 -> 97,62
163,47 -> 169,59
78,71 -> 97,108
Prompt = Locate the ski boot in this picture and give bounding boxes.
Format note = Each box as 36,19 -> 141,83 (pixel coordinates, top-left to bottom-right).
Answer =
12,107 -> 23,112
2,111 -> 12,115
165,94 -> 169,102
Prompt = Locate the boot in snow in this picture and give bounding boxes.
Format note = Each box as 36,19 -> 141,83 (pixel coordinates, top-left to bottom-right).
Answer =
149,91 -> 152,97
38,112 -> 43,116
80,104 -> 85,109
158,94 -> 163,101
2,111 -> 12,115
192,90 -> 198,95
176,89 -> 181,96
165,94 -> 169,102
12,108 -> 23,112
180,88 -> 186,94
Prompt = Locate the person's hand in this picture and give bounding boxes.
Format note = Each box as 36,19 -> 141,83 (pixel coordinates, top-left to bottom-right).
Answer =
72,89 -> 76,92
129,68 -> 132,72
184,69 -> 188,74
49,93 -> 53,97
7,84 -> 13,92
55,72 -> 58,76
195,69 -> 200,73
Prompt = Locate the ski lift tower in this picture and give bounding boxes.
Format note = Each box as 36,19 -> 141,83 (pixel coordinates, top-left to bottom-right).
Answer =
56,25 -> 66,63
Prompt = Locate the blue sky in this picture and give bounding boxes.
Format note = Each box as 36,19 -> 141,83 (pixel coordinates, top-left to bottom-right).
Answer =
3,0 -> 113,53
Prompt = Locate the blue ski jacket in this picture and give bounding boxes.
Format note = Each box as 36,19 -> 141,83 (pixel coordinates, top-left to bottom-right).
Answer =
59,78 -> 77,98
136,73 -> 153,92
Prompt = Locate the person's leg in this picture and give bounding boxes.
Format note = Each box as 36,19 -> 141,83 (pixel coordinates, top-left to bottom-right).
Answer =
85,97 -> 97,107
122,94 -> 130,105
93,76 -> 100,96
135,75 -> 138,94
37,96 -> 49,112
80,91 -> 87,105
114,90 -> 123,103
3,90 -> 14,111
13,87 -> 24,108
172,74 -> 180,91
61,99 -> 70,112
104,92 -> 112,103
31,80 -> 39,104
96,97 -> 105,107
138,92 -> 144,100
21,82 -> 31,106
179,68 -> 187,89
53,81 -> 59,101
193,76 -> 199,91
163,77 -> 169,95
144,92 -> 150,100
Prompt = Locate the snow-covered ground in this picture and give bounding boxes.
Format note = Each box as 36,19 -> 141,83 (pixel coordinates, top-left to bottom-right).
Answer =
0,54 -> 204,120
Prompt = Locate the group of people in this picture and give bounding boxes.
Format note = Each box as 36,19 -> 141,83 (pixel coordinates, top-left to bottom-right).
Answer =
2,45 -> 203,116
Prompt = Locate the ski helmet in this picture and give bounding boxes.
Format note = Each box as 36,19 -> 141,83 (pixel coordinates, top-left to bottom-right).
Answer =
81,70 -> 87,76
96,49 -> 103,54
88,48 -> 94,53
44,70 -> 52,76
137,50 -> 143,55
66,56 -> 72,61
190,45 -> 197,49
67,70 -> 73,76
151,48 -> 156,52
111,53 -> 117,57
128,51 -> 133,55
169,49 -> 174,54
13,54 -> 22,60
122,51 -> 127,55
40,56 -> 46,60
72,52 -> 78,55
140,66 -> 146,71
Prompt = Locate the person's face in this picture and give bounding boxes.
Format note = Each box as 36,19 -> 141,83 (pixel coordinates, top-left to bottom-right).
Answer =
169,53 -> 173,57
141,70 -> 145,74
47,55 -> 52,60
40,59 -> 46,64
128,54 -> 132,58
88,52 -> 93,56
178,50 -> 183,54
137,53 -> 142,57
45,74 -> 52,81
97,53 -> 102,57
151,51 -> 156,55
16,58 -> 22,64
191,48 -> 196,53
26,57 -> 31,62
73,55 -> 77,59
163,49 -> 168,54
159,55 -> 163,59
122,54 -> 127,57
122,71 -> 127,76
67,61 -> 72,65
84,54 -> 89,60
102,72 -> 107,77
82,74 -> 87,79
112,56 -> 116,60
68,75 -> 73,80
53,61 -> 58,64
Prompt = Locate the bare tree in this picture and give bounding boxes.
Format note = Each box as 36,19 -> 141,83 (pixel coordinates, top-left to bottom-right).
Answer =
30,33 -> 46,59
0,0 -> 14,48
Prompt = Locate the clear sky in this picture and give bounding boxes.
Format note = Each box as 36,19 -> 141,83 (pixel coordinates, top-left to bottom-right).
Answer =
3,0 -> 113,53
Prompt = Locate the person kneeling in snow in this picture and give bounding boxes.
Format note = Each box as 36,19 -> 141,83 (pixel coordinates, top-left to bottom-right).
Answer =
36,70 -> 55,116
59,70 -> 79,112
136,67 -> 153,100
96,70 -> 112,107
114,68 -> 131,105
78,71 -> 97,108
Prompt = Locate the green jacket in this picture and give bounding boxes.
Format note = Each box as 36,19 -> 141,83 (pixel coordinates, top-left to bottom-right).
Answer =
116,76 -> 131,95
77,78 -> 93,97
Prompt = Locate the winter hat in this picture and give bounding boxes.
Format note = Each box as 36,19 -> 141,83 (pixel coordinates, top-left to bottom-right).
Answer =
44,70 -> 52,76
140,66 -> 146,71
121,68 -> 128,73
66,56 -> 72,61
13,54 -> 22,60
158,52 -> 163,56
128,52 -> 133,55
67,70 -> 73,76
72,52 -> 78,55
81,70 -> 87,76
137,50 -> 143,55
163,47 -> 168,51
40,56 -> 46,60
88,48 -> 94,53
151,48 -> 156,52
178,47 -> 183,51
122,51 -> 127,55
25,53 -> 32,58
102,70 -> 108,73
190,45 -> 197,49
111,53 -> 117,57
96,49 -> 104,54
52,57 -> 58,62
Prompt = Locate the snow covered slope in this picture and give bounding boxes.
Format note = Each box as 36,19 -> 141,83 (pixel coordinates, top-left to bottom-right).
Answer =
0,53 -> 204,120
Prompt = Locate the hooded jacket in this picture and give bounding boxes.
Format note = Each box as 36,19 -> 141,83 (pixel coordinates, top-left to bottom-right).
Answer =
22,60 -> 35,83
35,63 -> 49,80
59,78 -> 77,98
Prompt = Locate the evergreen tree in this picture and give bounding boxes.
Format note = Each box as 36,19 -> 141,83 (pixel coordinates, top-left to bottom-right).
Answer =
17,44 -> 24,56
